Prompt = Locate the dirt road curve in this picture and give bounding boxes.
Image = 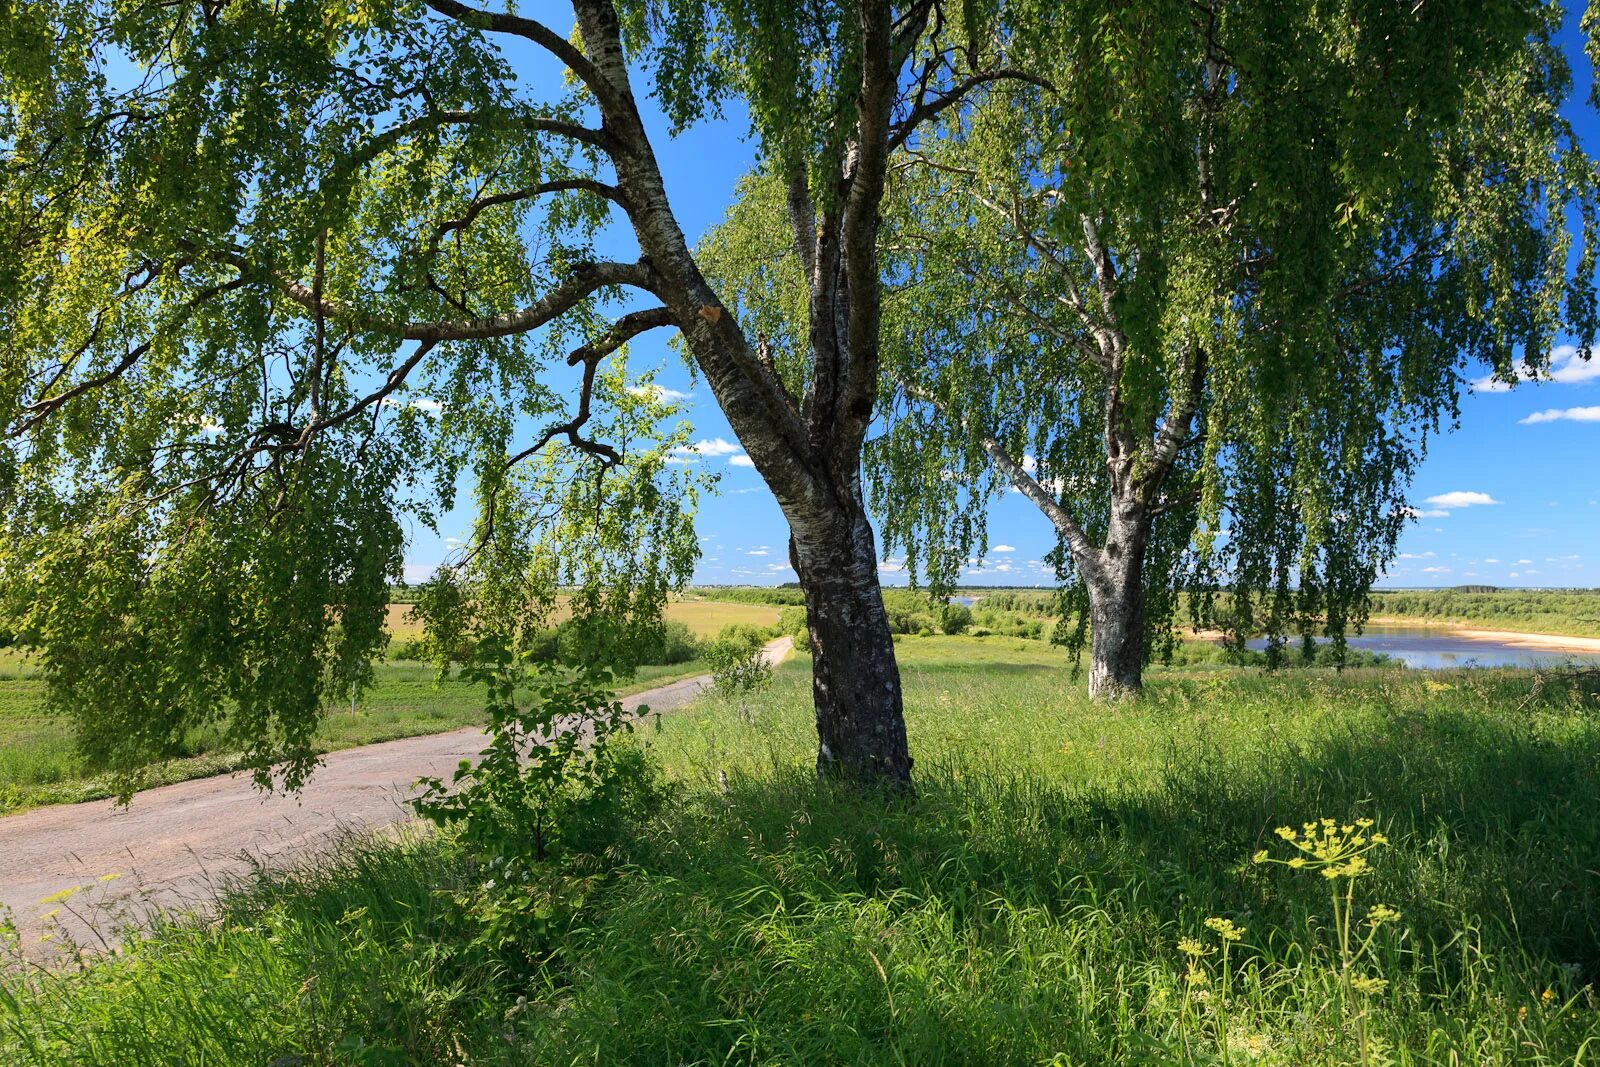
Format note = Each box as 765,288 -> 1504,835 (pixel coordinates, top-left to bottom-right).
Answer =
0,638 -> 790,954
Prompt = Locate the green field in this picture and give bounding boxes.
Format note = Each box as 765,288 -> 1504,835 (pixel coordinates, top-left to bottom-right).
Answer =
0,597 -> 780,816
4,637 -> 1597,1065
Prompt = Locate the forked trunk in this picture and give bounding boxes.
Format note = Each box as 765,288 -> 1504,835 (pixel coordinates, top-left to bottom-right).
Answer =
788,489 -> 912,786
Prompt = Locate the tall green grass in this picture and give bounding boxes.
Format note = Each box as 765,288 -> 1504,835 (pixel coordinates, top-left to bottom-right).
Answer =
5,640 -> 1599,1064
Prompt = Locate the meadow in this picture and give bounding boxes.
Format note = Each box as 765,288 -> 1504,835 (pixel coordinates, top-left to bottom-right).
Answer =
4,636 -> 1597,1065
0,599 -> 781,815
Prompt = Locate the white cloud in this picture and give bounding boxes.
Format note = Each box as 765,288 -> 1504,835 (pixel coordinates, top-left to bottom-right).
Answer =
1483,557 -> 1499,563
381,397 -> 442,413
992,544 -> 1016,553
1471,345 -> 1600,392
1397,551 -> 1436,560
729,454 -> 756,467
1518,558 -> 1533,564
626,383 -> 693,403
879,558 -> 904,573
402,563 -> 437,583
1519,406 -> 1600,424
1422,566 -> 1451,574
669,437 -> 742,460
746,548 -> 769,557
1423,491 -> 1500,509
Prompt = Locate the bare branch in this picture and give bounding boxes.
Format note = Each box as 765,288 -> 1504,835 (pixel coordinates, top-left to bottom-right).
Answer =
424,0 -> 619,112
271,259 -> 655,342
888,69 -> 1055,154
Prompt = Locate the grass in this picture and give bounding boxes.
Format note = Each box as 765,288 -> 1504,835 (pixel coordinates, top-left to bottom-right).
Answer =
5,637 -> 1599,1064
0,643 -> 716,817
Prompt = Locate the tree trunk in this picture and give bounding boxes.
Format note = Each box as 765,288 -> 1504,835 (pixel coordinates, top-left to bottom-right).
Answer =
1085,507 -> 1150,701
787,486 -> 912,786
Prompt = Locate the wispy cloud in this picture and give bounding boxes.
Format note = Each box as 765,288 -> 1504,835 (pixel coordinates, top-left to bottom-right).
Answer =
669,437 -> 745,464
1471,345 -> 1600,392
1423,491 -> 1500,509
991,544 -> 1016,553
381,397 -> 442,413
626,383 -> 693,403
729,454 -> 756,467
1421,566 -> 1451,574
1519,405 -> 1600,424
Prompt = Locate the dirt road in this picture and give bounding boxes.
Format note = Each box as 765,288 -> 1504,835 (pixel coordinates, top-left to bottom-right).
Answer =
0,638 -> 790,955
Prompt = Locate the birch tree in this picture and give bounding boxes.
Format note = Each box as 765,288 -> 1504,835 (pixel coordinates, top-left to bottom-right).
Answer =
1,0 -> 1014,787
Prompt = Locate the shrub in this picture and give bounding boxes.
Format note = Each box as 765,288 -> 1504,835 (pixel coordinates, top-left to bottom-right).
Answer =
938,603 -> 973,635
713,623 -> 770,653
656,620 -> 702,665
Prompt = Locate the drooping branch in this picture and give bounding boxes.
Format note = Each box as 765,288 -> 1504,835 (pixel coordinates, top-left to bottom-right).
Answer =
505,306 -> 677,471
274,258 -> 655,342
9,276 -> 249,438
895,375 -> 1099,569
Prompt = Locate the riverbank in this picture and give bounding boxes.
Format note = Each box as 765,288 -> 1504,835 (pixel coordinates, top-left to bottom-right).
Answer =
1411,623 -> 1600,654
1185,618 -> 1600,655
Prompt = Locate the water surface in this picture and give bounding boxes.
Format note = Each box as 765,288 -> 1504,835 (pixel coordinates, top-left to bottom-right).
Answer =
1247,623 -> 1600,670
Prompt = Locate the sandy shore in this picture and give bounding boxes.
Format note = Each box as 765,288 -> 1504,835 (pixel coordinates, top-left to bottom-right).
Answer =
1425,626 -> 1600,654
1186,618 -> 1600,654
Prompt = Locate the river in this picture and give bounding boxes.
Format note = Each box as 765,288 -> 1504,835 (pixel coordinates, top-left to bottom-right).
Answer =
1246,623 -> 1600,669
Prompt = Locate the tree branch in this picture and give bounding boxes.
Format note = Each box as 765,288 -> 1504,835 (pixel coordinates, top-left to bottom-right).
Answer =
424,0 -> 618,112
270,258 -> 654,342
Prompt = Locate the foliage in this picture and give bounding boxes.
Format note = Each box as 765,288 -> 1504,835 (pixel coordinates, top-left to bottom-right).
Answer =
412,635 -> 666,976
703,623 -> 774,710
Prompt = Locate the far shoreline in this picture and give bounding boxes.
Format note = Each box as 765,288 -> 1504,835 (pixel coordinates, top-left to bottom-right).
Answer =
1183,618 -> 1600,655
1366,618 -> 1600,654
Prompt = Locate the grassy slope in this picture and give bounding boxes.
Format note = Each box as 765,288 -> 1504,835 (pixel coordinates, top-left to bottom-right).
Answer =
1366,589 -> 1600,639
5,637 -> 1598,1065
0,597 -> 778,815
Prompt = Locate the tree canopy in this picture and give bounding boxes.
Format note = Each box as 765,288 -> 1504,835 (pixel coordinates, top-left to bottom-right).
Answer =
1,0 -> 1032,790
866,0 -> 1600,684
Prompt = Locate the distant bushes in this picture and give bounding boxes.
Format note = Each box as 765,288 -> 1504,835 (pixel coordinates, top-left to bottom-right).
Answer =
1166,639 -> 1394,670
390,618 -> 712,671
1368,589 -> 1600,638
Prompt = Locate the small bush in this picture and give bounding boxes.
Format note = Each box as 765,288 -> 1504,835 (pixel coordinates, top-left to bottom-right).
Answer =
656,620 -> 702,665
938,603 -> 973,635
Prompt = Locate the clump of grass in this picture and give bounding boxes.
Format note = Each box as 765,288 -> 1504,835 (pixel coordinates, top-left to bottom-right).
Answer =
1,832 -> 520,1066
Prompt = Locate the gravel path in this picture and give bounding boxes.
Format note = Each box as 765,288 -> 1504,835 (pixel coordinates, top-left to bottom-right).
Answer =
0,638 -> 790,956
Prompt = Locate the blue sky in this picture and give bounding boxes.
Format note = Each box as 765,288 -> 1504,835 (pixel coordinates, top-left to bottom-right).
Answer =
404,16 -> 1600,590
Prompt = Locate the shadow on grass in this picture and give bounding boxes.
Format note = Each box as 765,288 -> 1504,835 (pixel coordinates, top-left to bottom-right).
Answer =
541,695 -> 1600,1064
